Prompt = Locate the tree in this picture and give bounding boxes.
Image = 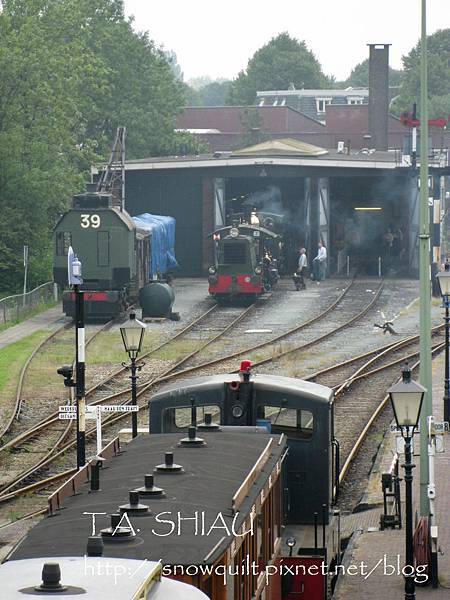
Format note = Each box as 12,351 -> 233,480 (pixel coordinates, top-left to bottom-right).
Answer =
392,29 -> 450,118
0,0 -> 203,291
183,84 -> 203,107
200,81 -> 232,106
227,33 -> 329,105
345,58 -> 403,87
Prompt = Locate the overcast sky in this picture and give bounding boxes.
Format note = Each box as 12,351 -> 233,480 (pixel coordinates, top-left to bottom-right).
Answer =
124,0 -> 449,83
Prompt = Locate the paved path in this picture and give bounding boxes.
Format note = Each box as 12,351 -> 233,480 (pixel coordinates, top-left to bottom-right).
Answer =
0,305 -> 65,349
334,352 -> 450,598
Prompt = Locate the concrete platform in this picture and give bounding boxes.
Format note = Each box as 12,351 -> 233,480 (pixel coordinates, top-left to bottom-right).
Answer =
0,305 -> 65,349
334,352 -> 450,598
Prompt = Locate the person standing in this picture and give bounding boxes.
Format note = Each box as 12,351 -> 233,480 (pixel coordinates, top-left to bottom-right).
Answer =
293,248 -> 308,290
312,242 -> 327,282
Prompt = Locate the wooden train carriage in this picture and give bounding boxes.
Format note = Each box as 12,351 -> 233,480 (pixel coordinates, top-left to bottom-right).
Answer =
8,431 -> 286,600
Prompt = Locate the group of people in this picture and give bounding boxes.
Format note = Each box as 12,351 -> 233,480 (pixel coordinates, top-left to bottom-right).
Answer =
292,242 -> 327,291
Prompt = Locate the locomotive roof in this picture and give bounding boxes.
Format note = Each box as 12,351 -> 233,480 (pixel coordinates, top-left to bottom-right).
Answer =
53,205 -> 137,233
151,373 -> 333,405
10,432 -> 285,567
0,557 -> 208,599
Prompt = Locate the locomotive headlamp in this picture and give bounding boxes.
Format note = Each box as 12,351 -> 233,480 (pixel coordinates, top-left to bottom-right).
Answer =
254,265 -> 262,274
120,313 -> 147,360
230,227 -> 239,238
231,404 -> 244,418
208,266 -> 216,275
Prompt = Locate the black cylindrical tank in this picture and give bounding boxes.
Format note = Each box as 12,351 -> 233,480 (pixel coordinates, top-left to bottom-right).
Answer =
139,282 -> 175,318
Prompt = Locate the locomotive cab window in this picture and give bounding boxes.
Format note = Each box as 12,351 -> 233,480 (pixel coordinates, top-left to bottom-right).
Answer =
56,232 -> 72,256
162,405 -> 221,431
259,405 -> 313,439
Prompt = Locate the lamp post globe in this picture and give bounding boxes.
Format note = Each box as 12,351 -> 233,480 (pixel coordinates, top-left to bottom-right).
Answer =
437,263 -> 450,298
120,313 -> 146,359
120,313 -> 146,438
388,366 -> 426,433
388,366 -> 426,600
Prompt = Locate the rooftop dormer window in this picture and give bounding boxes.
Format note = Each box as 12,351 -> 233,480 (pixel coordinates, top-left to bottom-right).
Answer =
316,98 -> 332,113
347,97 -> 364,105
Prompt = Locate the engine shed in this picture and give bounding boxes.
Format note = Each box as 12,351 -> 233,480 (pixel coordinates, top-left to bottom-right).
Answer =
123,138 -> 449,277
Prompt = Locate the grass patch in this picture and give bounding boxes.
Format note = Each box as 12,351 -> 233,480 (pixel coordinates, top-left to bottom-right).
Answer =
0,330 -> 48,395
84,330 -> 202,365
152,339 -> 202,361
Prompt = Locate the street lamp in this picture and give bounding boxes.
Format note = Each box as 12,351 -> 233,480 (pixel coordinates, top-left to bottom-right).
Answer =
437,263 -> 450,422
388,366 -> 426,600
120,313 -> 146,438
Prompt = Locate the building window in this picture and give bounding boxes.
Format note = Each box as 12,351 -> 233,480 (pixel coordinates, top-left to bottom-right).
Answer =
258,99 -> 265,106
272,99 -> 278,106
316,98 -> 332,113
347,97 -> 364,105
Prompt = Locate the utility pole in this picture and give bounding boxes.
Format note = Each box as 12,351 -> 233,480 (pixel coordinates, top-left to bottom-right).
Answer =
22,245 -> 29,307
67,247 -> 86,468
418,0 -> 432,516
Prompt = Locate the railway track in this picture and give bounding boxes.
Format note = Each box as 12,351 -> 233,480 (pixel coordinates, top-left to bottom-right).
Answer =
0,278 -> 406,517
0,301 -> 258,498
0,321 -> 71,442
303,327 -> 446,507
0,319 -> 117,495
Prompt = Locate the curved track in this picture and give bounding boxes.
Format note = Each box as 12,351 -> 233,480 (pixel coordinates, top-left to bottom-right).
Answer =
0,278 -> 383,508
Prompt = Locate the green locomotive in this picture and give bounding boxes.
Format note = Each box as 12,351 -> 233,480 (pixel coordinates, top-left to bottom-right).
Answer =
53,189 -> 176,318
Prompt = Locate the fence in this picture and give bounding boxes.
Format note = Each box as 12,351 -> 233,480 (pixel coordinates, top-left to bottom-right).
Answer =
0,282 -> 59,325
336,253 -> 383,277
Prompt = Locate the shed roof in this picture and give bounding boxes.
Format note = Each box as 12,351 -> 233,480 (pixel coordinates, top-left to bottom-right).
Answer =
232,138 -> 329,157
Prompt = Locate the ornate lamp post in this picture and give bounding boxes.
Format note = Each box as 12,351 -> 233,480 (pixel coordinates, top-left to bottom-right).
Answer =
437,263 -> 450,422
120,313 -> 146,438
388,366 -> 426,600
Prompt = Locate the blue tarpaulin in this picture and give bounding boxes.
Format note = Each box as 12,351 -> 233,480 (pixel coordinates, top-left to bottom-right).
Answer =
132,213 -> 178,275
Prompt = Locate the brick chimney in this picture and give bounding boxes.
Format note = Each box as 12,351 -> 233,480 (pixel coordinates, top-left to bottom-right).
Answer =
368,44 -> 390,151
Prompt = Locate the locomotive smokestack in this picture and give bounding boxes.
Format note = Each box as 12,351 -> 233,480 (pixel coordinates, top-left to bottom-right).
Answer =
368,44 -> 390,151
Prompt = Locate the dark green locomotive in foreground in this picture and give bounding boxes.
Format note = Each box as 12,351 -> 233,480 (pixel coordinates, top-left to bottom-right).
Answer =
53,190 -> 177,318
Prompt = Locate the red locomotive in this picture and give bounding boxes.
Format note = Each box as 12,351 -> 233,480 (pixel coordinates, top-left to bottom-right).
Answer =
207,223 -> 280,302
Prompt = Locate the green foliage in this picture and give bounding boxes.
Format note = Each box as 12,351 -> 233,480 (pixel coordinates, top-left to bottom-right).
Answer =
393,29 -> 450,118
199,81 -> 232,106
184,79 -> 232,107
227,33 -> 329,106
184,84 -> 203,106
345,58 -> 403,87
0,0 -> 201,291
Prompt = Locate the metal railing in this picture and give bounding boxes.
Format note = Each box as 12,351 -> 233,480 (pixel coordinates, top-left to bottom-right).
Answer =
0,282 -> 59,324
336,254 -> 383,277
